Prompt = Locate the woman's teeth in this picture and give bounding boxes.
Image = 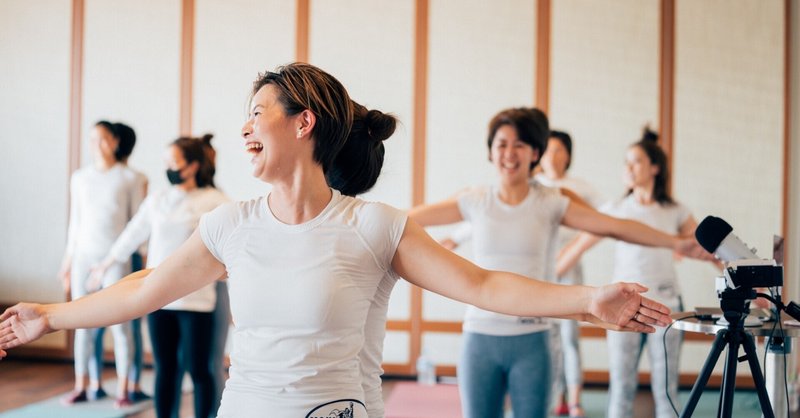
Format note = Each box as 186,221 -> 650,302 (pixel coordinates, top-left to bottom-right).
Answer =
246,143 -> 263,154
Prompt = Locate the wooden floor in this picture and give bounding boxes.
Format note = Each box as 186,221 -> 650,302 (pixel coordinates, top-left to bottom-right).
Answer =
1,358 -> 797,417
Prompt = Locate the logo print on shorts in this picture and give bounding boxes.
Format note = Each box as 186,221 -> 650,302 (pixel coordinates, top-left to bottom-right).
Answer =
306,399 -> 366,418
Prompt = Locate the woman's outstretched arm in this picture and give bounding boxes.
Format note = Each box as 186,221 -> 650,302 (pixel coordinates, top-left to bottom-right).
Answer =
561,199 -> 710,260
0,230 -> 225,353
407,196 -> 463,227
391,220 -> 672,332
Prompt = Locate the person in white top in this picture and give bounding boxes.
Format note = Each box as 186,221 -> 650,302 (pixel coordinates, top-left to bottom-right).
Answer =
557,128 -> 700,418
57,120 -> 147,408
534,130 -> 603,418
2,63 -> 674,418
92,134 -> 229,418
86,122 -> 151,403
408,109 -> 710,418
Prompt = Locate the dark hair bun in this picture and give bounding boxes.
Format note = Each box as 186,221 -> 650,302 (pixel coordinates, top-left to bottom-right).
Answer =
200,133 -> 214,144
364,109 -> 396,143
641,126 -> 659,143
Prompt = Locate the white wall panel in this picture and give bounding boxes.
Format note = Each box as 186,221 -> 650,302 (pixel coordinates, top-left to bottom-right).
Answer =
383,331 -> 410,364
424,0 -> 535,327
0,0 -> 71,306
673,0 -> 784,312
194,0 -> 296,201
422,332 -> 463,367
426,0 -> 536,202
309,0 -> 414,209
82,0 -> 181,191
550,0 -> 661,289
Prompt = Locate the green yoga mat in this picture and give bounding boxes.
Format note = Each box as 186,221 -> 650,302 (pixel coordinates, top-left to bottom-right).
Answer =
0,396 -> 152,418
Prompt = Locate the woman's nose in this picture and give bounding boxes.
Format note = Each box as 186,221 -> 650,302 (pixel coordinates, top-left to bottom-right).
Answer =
241,120 -> 252,138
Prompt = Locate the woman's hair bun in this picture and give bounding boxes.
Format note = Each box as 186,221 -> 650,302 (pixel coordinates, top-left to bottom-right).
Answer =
200,133 -> 214,144
641,125 -> 659,143
363,109 -> 396,143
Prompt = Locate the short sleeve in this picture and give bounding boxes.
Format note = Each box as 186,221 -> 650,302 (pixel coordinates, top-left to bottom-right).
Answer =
354,202 -> 408,272
198,202 -> 242,264
456,187 -> 486,222
675,202 -> 692,228
547,188 -> 570,225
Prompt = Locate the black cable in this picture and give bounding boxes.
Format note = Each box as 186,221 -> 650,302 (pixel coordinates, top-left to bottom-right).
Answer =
769,288 -> 790,418
665,314 -> 697,417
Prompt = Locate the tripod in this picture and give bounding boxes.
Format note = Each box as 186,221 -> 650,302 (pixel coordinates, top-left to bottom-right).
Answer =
680,289 -> 775,418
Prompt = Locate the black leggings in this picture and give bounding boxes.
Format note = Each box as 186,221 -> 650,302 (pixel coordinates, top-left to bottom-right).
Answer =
149,309 -> 215,418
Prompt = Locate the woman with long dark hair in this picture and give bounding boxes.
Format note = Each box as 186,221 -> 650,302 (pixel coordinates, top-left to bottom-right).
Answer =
557,128 -> 696,418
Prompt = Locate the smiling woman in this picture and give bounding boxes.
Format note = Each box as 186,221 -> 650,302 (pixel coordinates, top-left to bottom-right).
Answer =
407,107 -> 711,418
0,63 -> 673,418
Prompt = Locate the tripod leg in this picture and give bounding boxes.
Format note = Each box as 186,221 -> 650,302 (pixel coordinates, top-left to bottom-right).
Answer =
719,331 -> 741,418
681,330 -> 729,418
741,332 -> 775,418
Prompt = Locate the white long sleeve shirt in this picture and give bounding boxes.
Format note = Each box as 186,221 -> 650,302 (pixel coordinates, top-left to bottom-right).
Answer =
109,186 -> 229,312
65,163 -> 147,259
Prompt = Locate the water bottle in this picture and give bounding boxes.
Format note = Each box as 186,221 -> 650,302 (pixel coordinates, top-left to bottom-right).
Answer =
416,350 -> 436,385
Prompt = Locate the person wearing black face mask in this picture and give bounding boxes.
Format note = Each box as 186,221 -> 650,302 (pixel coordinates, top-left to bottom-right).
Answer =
166,166 -> 188,185
89,134 -> 229,418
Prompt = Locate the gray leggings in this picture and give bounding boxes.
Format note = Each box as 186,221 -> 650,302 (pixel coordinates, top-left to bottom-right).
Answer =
458,331 -> 551,418
71,254 -> 132,381
607,316 -> 683,418
555,317 -> 582,388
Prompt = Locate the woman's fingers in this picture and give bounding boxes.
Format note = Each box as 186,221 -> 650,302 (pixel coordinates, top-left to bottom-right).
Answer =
635,306 -> 672,327
0,307 -> 15,322
623,321 -> 656,333
640,296 -> 671,315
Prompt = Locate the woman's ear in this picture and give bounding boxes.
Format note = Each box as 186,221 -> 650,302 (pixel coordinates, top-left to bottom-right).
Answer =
296,109 -> 316,139
187,160 -> 200,177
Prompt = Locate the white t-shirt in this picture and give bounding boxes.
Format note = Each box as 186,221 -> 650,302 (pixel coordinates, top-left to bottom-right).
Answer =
109,187 -> 229,312
198,189 -> 407,418
534,173 -> 604,282
457,182 -> 569,336
601,195 -> 691,305
66,163 -> 147,259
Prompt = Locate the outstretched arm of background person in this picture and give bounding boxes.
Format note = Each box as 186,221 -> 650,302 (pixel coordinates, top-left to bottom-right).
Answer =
560,199 -> 711,260
392,220 -> 672,332
0,230 -> 225,355
556,232 -> 603,278
407,196 -> 464,227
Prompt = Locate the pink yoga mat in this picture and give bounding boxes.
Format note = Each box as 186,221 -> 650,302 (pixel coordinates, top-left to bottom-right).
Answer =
384,382 -> 463,418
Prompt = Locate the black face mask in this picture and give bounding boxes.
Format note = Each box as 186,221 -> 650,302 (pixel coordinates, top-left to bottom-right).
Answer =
166,167 -> 186,185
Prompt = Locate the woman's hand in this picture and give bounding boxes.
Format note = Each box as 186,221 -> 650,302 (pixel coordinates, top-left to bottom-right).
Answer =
673,236 -> 715,261
587,282 -> 672,332
0,303 -> 53,353
58,260 -> 72,294
88,258 -> 114,292
439,238 -> 458,251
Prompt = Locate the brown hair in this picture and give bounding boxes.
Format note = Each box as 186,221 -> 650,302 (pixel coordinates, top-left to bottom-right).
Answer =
626,127 -> 674,205
325,100 -> 397,196
253,63 -> 395,196
172,134 -> 216,188
486,107 -> 549,171
251,63 -> 353,173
